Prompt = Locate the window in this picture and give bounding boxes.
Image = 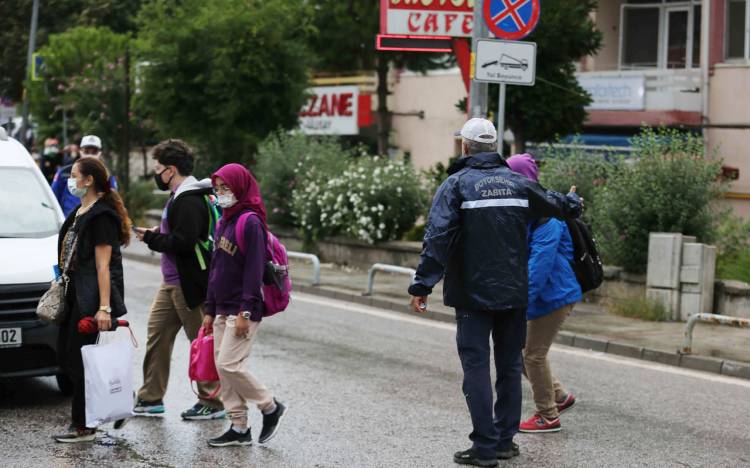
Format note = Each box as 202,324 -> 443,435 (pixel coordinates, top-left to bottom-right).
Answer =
619,1 -> 702,70
0,168 -> 60,238
727,0 -> 749,60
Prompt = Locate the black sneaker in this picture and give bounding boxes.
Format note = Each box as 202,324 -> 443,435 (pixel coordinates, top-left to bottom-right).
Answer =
208,427 -> 253,447
54,427 -> 96,443
258,399 -> 288,444
133,398 -> 165,416
181,403 -> 226,420
453,448 -> 498,467
496,442 -> 520,459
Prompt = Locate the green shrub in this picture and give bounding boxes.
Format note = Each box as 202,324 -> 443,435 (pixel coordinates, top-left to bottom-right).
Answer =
537,141 -> 620,213
291,155 -> 427,244
123,179 -> 156,225
717,248 -> 750,283
592,128 -> 726,273
254,131 -> 347,227
608,297 -> 670,322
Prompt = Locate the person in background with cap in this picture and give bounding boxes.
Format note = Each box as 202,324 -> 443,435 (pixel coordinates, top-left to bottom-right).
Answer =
52,135 -> 118,217
408,118 -> 582,467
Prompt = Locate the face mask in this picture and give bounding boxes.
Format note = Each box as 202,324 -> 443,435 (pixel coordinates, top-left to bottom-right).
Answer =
154,169 -> 173,191
217,193 -> 237,209
67,177 -> 88,198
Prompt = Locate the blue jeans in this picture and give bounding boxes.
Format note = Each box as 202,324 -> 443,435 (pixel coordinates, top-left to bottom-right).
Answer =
455,308 -> 525,458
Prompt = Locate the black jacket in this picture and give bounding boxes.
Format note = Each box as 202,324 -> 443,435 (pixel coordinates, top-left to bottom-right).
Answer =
143,177 -> 214,309
58,201 -> 127,318
408,152 -> 581,311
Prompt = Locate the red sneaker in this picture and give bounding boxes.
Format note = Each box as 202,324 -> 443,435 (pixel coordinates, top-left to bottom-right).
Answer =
556,393 -> 576,414
519,414 -> 561,433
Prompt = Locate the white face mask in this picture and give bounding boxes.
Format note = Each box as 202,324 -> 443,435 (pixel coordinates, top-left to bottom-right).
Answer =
217,193 -> 237,209
67,177 -> 88,198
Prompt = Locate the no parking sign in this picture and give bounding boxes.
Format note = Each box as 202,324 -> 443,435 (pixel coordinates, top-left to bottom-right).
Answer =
483,0 -> 541,40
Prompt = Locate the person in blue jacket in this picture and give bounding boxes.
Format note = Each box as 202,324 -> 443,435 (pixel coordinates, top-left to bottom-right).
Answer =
51,135 -> 118,217
506,154 -> 581,435
408,119 -> 582,468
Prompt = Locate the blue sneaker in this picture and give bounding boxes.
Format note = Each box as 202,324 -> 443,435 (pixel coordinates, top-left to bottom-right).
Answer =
181,403 -> 226,420
133,398 -> 165,416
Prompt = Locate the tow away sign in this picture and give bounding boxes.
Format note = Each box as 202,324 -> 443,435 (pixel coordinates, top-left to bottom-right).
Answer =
473,39 -> 536,86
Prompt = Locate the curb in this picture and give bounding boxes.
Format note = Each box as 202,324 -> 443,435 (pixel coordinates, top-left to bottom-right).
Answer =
125,253 -> 750,382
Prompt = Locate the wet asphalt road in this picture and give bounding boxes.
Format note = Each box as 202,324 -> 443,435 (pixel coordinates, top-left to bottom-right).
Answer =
2,259 -> 750,467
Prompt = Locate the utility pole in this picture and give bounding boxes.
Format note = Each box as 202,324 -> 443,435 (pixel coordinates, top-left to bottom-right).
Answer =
468,0 -> 488,117
20,0 -> 40,149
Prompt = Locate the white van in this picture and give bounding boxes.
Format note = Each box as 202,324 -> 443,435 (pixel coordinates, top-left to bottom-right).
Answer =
0,127 -> 71,393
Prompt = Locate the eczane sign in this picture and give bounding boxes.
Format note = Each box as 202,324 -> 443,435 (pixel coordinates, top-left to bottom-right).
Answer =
381,0 -> 474,37
299,86 -> 359,135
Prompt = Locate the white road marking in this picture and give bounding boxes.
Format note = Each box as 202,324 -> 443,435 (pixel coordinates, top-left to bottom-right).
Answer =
294,293 -> 750,389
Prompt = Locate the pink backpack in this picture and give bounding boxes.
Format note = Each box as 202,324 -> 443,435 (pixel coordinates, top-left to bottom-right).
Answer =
234,211 -> 291,316
189,326 -> 220,397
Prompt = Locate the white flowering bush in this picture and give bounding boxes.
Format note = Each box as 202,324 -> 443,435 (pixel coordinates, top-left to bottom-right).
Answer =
291,156 -> 427,244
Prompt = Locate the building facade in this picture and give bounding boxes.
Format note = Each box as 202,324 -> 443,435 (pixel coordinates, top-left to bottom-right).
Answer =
389,0 -> 750,216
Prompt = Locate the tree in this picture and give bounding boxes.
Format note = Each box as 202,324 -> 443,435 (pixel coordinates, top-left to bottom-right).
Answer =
0,0 -> 142,103
310,0 -> 452,155
27,26 -> 136,188
496,0 -> 602,152
135,0 -> 315,172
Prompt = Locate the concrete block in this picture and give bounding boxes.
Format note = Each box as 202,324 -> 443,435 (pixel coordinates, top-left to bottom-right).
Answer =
680,292 -> 703,320
680,266 -> 701,284
642,349 -> 682,367
647,288 -> 681,321
680,355 -> 723,374
721,360 -> 750,380
572,336 -> 608,352
681,243 -> 703,266
554,333 -> 575,347
683,236 -> 697,243
681,283 -> 702,294
606,342 -> 644,359
647,233 -> 683,289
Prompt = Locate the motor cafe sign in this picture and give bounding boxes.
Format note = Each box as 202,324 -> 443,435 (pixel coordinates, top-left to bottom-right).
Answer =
382,0 -> 474,37
299,86 -> 359,135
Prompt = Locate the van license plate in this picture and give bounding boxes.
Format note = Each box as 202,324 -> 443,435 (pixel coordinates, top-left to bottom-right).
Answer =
0,328 -> 22,348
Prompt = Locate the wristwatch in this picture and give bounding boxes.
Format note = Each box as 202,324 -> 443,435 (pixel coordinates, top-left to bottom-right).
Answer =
240,311 -> 251,320
98,306 -> 112,314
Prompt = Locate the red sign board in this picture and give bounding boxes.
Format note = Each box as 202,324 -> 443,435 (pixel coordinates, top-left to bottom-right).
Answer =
381,0 -> 474,38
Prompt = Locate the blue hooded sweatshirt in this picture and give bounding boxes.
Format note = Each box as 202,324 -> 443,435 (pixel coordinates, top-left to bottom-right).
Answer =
526,218 -> 582,320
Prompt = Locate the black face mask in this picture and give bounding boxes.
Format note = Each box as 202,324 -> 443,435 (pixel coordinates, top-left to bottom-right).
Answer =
154,169 -> 173,191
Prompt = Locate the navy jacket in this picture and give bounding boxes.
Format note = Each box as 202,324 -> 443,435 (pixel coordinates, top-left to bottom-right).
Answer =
527,218 -> 582,320
408,152 -> 581,311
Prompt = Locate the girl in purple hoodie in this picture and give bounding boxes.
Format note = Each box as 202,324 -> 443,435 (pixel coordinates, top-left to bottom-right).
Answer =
202,163 -> 287,448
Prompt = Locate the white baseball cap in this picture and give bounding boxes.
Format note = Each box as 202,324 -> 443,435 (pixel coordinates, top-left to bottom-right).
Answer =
80,135 -> 102,149
456,118 -> 497,144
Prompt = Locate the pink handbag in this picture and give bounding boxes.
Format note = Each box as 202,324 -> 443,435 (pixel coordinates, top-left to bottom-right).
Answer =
189,327 -> 220,397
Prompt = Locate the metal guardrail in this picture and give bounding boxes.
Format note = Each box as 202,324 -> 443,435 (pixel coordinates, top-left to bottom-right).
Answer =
680,313 -> 750,355
287,252 -> 321,286
363,263 -> 416,296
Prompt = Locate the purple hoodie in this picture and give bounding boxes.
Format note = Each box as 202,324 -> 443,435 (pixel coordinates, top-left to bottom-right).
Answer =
506,153 -> 539,182
205,164 -> 268,321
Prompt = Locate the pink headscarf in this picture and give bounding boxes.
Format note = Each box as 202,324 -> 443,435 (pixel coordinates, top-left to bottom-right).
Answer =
506,153 -> 539,182
211,163 -> 267,225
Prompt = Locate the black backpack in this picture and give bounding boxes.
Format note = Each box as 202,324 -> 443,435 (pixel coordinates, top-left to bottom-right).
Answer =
564,218 -> 604,293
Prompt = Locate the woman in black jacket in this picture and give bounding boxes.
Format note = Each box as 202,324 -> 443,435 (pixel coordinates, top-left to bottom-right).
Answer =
54,157 -> 131,443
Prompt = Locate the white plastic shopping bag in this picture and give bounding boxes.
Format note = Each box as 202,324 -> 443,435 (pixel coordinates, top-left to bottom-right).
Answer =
82,331 -> 135,427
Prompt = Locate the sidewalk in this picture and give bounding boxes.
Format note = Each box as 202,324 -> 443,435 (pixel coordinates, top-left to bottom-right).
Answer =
122,244 -> 750,379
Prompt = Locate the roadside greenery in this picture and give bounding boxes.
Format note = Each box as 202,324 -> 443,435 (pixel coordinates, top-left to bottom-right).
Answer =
608,297 -> 670,322
592,128 -> 728,273
135,0 -> 315,171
